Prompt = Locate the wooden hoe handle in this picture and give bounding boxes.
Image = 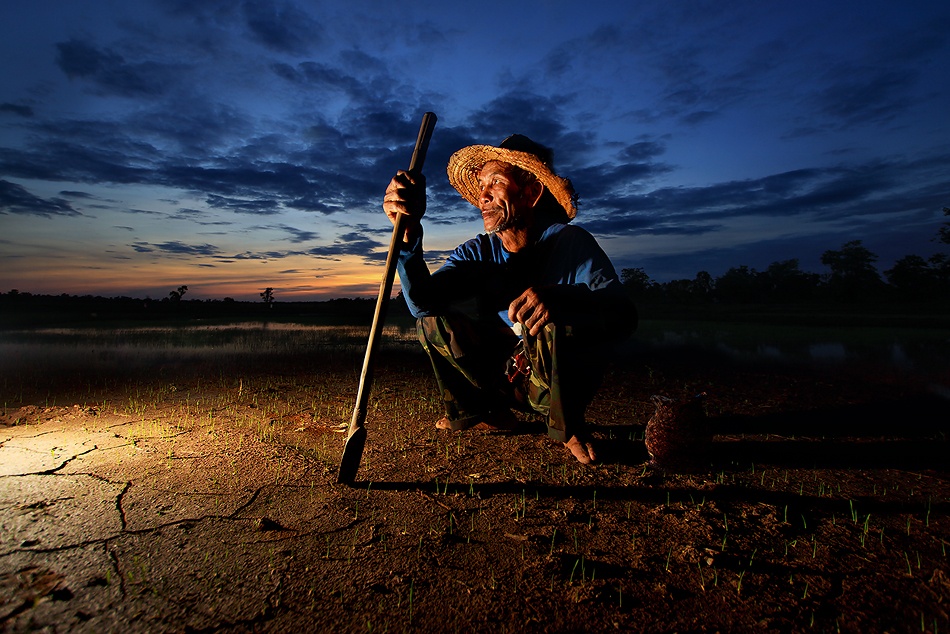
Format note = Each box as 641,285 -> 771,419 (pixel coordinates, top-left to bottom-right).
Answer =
337,112 -> 437,485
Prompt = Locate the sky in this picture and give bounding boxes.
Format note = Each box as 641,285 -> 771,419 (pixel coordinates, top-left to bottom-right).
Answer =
1,0 -> 949,301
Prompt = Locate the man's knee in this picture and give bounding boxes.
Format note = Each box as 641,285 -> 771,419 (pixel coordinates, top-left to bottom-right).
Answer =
416,315 -> 441,346
417,314 -> 476,360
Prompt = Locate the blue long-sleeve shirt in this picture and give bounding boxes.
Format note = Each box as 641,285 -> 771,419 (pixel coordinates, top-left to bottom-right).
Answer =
397,222 -> 633,331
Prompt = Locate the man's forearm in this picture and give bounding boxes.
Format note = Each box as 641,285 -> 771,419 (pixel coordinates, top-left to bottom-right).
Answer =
396,231 -> 430,318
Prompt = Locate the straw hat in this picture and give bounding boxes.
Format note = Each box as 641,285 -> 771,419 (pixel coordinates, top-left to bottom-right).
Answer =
447,134 -> 578,219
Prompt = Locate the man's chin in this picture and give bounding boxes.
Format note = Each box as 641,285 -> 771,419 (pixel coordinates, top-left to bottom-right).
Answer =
482,216 -> 505,234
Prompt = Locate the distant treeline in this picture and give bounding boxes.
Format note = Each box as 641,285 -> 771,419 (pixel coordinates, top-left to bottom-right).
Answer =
3,235 -> 948,329
622,239 -> 950,306
0,292 -> 390,329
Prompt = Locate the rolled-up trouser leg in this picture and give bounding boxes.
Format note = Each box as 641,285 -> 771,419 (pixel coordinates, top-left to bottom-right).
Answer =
417,315 -> 517,423
521,323 -> 603,443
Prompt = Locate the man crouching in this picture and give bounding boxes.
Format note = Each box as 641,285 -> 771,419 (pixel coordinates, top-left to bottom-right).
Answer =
383,134 -> 636,464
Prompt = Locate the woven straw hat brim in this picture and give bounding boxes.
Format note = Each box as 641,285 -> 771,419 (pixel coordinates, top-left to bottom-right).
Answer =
447,145 -> 577,219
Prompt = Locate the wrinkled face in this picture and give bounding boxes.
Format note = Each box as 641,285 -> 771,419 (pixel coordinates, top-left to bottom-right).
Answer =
476,160 -> 529,234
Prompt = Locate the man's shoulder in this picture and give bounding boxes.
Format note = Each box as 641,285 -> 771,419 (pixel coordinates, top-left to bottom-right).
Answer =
541,222 -> 599,245
451,233 -> 503,262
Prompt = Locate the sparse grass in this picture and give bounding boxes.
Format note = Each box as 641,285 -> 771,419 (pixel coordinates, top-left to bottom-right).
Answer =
1,320 -> 947,633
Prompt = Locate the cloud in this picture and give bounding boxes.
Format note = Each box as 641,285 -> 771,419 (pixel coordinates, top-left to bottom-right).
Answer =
274,224 -> 317,243
156,228 -> 388,264
225,250 -> 296,261
811,68 -> 917,129
807,17 -> 950,131
2,1 -> 946,305
3,22 -> 431,221
155,0 -> 236,21
55,39 -> 186,98
306,230 -> 385,261
0,110 -> 387,217
273,61 -> 368,101
206,194 -> 282,215
0,103 -> 34,117
579,153 -> 950,238
0,124 -> 154,184
131,240 -> 221,256
0,180 -> 81,217
136,99 -> 254,156
242,0 -> 322,54
465,92 -> 569,150
245,222 -> 318,243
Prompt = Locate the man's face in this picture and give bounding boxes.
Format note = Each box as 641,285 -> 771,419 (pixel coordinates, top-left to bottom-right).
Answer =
476,160 -> 529,234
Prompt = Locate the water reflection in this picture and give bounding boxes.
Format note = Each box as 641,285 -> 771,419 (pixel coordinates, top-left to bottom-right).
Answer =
2,321 -> 948,375
0,322 -> 421,374
634,320 -> 949,374
807,342 -> 847,362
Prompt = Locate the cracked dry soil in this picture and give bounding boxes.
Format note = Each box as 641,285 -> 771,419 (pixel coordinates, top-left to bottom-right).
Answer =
1,345 -> 949,633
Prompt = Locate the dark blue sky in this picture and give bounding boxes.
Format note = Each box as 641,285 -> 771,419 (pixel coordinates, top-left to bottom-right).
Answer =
1,0 -> 948,299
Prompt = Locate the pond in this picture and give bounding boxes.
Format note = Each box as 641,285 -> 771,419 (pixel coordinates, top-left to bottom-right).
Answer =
629,319 -> 950,376
1,320 -> 948,378
0,322 -> 419,376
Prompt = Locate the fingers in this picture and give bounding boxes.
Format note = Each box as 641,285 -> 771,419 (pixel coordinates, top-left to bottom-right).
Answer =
383,170 -> 427,225
508,288 -> 551,337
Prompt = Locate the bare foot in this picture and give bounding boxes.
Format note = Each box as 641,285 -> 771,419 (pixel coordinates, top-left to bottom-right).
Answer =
564,436 -> 597,465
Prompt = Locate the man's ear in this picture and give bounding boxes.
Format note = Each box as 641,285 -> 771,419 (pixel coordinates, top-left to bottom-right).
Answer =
522,179 -> 544,208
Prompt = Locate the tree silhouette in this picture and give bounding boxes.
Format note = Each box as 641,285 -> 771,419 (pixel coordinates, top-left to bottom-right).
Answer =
260,287 -> 275,307
620,267 -> 656,299
169,285 -> 188,302
715,265 -> 759,302
819,241 -> 883,299
930,253 -> 950,295
938,207 -> 950,245
884,255 -> 937,299
691,271 -> 714,299
762,259 -> 820,300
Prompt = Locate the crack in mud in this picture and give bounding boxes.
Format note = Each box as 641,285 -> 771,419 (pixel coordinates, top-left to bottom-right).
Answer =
38,446 -> 99,475
116,481 -> 131,531
0,445 -> 99,478
107,547 -> 126,599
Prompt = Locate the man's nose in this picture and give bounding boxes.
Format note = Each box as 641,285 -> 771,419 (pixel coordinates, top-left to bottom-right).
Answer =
479,183 -> 493,204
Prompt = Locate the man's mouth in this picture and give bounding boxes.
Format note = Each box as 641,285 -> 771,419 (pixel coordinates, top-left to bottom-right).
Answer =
481,207 -> 507,233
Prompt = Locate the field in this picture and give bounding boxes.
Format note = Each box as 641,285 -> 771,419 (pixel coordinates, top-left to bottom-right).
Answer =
1,319 -> 949,632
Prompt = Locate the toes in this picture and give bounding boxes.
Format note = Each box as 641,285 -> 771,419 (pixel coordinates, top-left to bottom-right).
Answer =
564,437 -> 594,465
584,442 -> 597,464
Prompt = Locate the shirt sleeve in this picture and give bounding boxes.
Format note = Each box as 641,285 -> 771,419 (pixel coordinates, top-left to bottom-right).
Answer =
395,230 -> 430,318
537,224 -> 637,336
396,232 -> 507,318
